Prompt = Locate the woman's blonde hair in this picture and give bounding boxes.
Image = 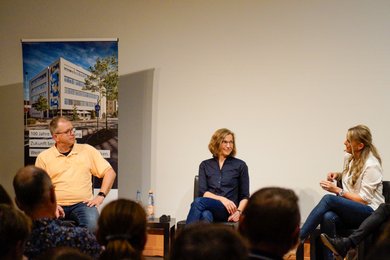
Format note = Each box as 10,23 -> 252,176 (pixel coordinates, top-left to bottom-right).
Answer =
342,125 -> 381,186
208,128 -> 236,157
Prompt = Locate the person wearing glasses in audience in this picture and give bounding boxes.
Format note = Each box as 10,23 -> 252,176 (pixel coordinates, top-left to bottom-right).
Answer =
186,128 -> 250,224
35,116 -> 116,233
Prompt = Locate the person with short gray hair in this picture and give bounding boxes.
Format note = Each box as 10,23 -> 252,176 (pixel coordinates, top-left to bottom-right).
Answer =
13,165 -> 101,259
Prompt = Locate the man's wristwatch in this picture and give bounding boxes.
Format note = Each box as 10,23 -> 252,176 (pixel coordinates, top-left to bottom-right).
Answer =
338,189 -> 345,197
98,191 -> 106,198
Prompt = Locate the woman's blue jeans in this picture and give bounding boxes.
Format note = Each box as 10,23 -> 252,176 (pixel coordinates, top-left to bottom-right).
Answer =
186,197 -> 229,225
300,194 -> 374,260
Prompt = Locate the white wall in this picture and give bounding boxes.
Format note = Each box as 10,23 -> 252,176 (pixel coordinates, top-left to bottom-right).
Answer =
118,69 -> 155,204
1,1 -> 390,222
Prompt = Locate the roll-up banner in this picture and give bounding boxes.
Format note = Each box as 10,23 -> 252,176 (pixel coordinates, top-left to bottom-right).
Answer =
22,39 -> 119,203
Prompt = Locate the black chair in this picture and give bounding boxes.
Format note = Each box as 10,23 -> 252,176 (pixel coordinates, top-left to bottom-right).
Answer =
382,180 -> 390,203
177,175 -> 237,231
296,180 -> 390,260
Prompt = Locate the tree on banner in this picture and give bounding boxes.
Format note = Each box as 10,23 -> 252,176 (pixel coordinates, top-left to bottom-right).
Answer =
83,55 -> 118,130
32,96 -> 49,119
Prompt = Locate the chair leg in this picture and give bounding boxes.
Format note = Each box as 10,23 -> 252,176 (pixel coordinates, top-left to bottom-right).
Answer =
295,242 -> 304,260
310,229 -> 324,260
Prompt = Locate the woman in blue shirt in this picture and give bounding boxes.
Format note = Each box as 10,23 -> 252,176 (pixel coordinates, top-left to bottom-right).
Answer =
186,128 -> 250,224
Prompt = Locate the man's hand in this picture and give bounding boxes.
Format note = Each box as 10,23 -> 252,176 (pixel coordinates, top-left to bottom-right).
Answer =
56,205 -> 65,218
220,197 -> 237,214
84,195 -> 105,207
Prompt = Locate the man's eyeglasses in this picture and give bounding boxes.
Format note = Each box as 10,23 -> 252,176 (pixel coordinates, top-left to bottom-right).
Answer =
55,128 -> 75,135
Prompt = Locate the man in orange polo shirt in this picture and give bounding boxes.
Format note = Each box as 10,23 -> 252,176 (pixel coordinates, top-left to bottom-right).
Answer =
35,116 -> 116,233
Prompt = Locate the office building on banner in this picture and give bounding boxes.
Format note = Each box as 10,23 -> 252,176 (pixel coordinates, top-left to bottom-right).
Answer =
29,57 -> 105,119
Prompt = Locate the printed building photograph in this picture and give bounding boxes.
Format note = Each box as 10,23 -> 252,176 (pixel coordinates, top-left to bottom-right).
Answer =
29,57 -> 105,120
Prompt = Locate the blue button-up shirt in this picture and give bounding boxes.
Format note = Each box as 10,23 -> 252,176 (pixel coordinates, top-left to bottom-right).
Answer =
25,218 -> 101,259
198,156 -> 250,206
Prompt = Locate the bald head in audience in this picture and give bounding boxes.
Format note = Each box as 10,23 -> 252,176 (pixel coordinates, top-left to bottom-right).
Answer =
12,166 -> 101,259
13,165 -> 57,219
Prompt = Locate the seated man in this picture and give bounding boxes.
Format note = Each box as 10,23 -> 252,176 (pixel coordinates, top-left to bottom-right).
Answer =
13,165 -> 101,259
321,202 -> 390,260
239,187 -> 301,260
0,204 -> 31,260
35,116 -> 116,232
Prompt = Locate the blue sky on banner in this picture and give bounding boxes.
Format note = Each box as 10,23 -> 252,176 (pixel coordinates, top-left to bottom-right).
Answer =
22,40 -> 118,99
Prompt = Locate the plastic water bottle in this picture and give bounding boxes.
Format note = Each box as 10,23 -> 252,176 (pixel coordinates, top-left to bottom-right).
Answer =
136,190 -> 141,204
147,190 -> 155,219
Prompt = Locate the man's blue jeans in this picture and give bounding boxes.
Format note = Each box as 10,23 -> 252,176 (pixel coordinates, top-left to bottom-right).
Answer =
62,202 -> 99,233
300,194 -> 374,260
186,197 -> 229,225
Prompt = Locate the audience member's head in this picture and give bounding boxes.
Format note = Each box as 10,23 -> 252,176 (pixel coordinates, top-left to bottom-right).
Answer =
0,184 -> 13,206
376,215 -> 390,243
239,187 -> 300,257
97,199 -> 147,260
13,165 -> 56,219
36,247 -> 92,260
170,223 -> 248,260
0,204 -> 31,260
365,220 -> 390,260
365,240 -> 390,260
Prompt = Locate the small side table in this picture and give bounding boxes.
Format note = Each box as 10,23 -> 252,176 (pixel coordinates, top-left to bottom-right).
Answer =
144,217 -> 176,259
